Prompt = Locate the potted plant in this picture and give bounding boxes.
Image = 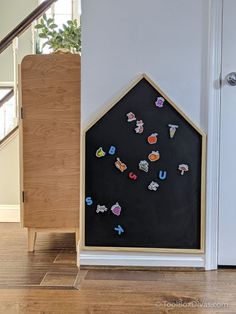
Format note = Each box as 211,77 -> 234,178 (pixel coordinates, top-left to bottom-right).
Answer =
35,14 -> 81,54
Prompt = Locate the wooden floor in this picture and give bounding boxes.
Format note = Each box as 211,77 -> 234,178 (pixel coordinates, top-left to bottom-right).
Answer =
0,223 -> 78,289
0,223 -> 236,313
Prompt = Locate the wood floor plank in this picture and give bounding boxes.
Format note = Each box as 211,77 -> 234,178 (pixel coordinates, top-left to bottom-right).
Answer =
0,223 -> 78,287
0,223 -> 235,313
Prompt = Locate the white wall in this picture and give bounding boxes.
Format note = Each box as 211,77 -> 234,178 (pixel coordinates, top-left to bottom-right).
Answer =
81,0 -> 209,131
0,0 -> 37,222
81,0 -> 210,267
0,0 -> 37,81
0,133 -> 20,222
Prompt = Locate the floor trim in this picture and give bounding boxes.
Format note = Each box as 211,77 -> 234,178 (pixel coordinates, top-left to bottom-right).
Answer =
79,250 -> 204,268
0,205 -> 20,222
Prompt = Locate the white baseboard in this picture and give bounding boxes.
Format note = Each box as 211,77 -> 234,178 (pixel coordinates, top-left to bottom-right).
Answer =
79,250 -> 205,268
0,205 -> 20,222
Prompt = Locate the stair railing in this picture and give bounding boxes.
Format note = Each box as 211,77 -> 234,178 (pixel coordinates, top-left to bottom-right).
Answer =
0,0 -> 57,144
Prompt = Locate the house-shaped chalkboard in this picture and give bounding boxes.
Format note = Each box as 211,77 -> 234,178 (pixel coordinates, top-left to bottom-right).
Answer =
83,74 -> 206,253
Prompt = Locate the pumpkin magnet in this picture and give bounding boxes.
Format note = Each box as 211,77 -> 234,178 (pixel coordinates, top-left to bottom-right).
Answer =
147,133 -> 158,144
148,151 -> 160,162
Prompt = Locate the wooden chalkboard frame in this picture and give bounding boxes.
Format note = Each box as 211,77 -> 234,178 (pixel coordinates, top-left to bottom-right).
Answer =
80,74 -> 206,254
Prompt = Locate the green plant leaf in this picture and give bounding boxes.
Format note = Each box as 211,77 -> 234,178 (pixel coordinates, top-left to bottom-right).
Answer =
50,24 -> 58,29
47,18 -> 54,24
39,33 -> 48,39
35,24 -> 43,29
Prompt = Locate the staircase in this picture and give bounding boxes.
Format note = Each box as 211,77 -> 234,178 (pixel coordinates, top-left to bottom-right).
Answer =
0,84 -> 15,143
0,0 -> 57,147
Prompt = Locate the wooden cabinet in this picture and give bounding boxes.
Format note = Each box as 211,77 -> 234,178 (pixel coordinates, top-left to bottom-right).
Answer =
20,54 -> 80,251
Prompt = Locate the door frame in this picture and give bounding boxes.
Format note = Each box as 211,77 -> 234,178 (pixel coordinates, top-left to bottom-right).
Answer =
205,0 -> 223,270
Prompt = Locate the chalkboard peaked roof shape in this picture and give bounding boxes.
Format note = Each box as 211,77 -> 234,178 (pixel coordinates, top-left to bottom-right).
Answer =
82,74 -> 206,254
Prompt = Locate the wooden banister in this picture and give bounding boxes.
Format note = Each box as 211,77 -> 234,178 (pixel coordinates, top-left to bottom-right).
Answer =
0,0 -> 57,54
0,89 -> 14,109
0,126 -> 18,147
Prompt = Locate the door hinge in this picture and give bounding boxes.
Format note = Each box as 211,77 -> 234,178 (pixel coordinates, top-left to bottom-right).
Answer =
20,107 -> 24,119
219,71 -> 222,88
22,191 -> 25,203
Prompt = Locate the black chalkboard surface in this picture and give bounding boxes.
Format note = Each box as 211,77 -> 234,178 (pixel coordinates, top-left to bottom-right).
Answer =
84,75 -> 205,252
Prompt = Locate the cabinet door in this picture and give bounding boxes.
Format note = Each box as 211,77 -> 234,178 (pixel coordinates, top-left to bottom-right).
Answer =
21,54 -> 80,228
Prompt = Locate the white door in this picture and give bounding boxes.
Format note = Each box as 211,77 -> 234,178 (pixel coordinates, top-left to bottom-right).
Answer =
218,0 -> 236,266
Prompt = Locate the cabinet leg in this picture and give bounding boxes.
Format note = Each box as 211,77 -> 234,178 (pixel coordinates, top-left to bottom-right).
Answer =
28,228 -> 37,252
75,229 -> 80,251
